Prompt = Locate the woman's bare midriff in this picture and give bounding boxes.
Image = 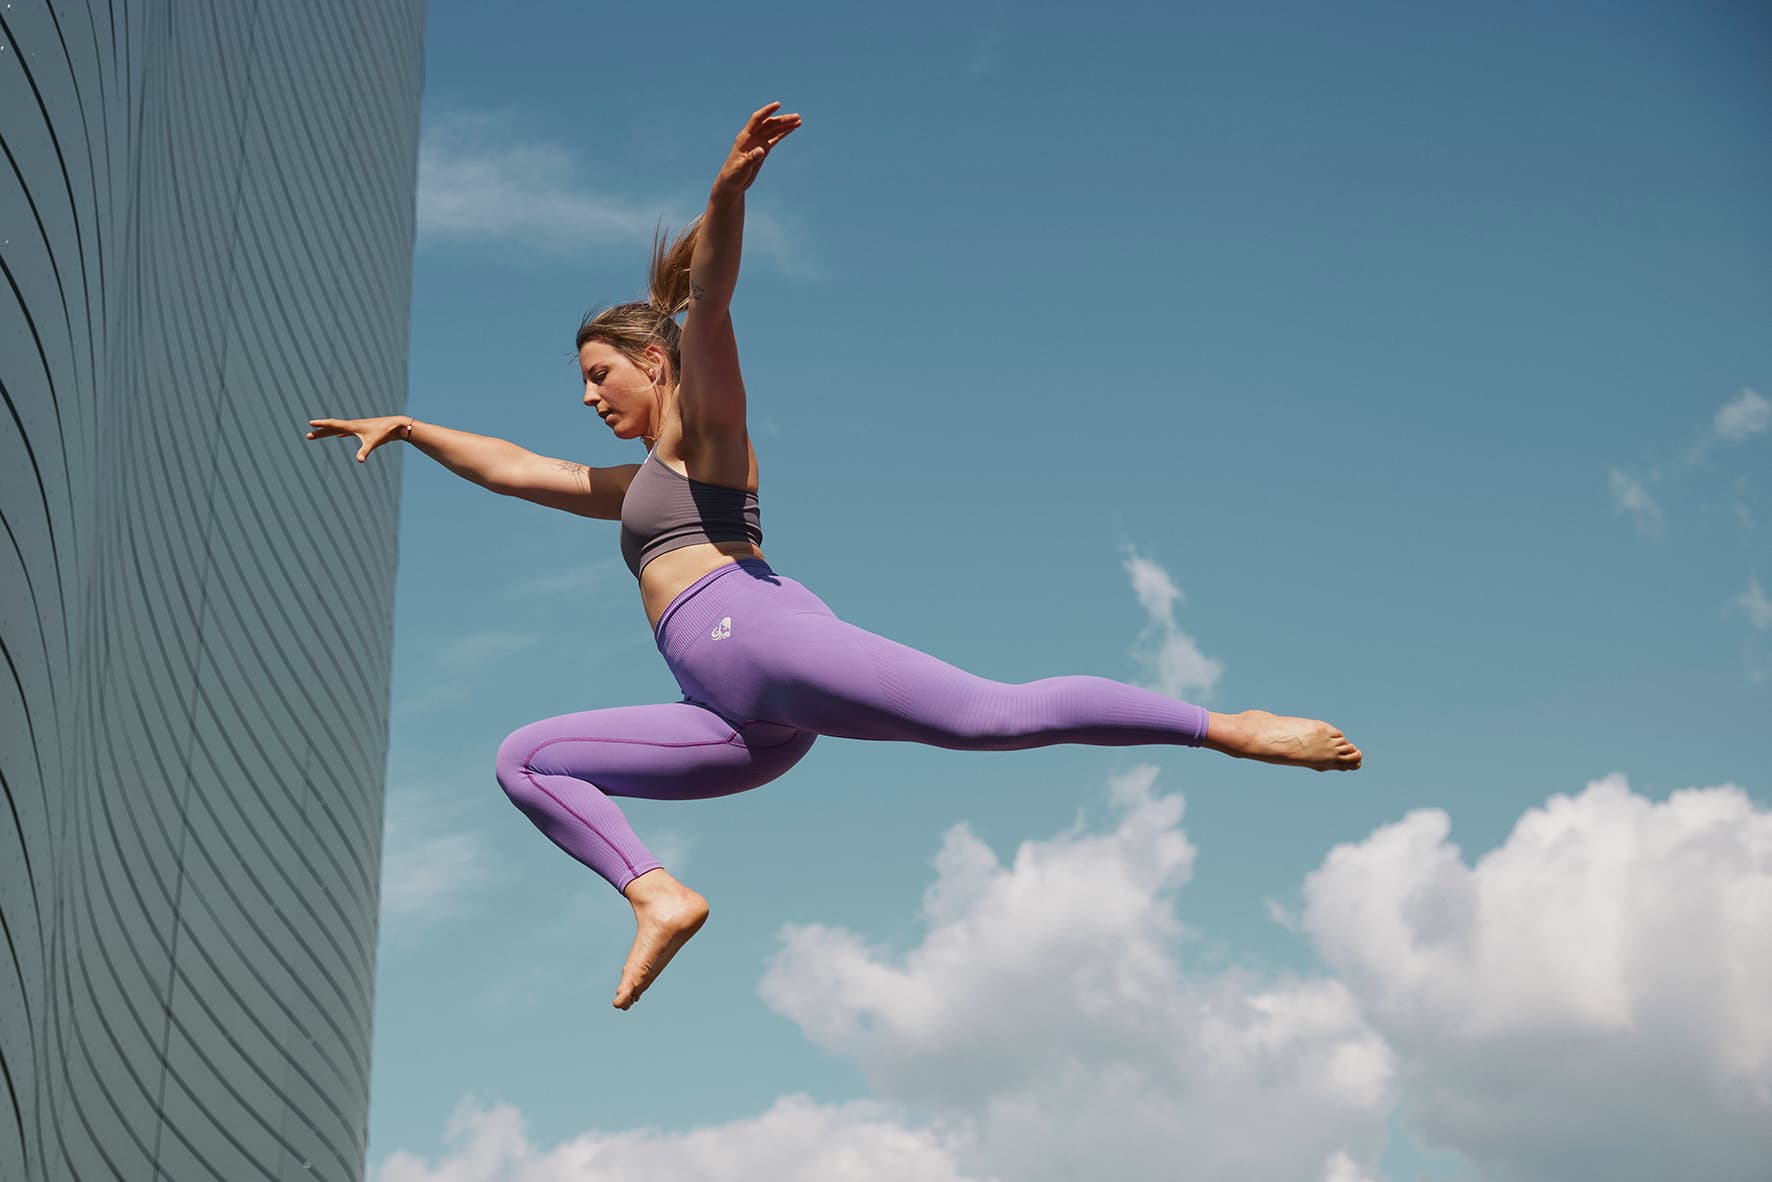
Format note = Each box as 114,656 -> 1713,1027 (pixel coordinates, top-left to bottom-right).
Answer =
640,539 -> 768,633
636,427 -> 765,634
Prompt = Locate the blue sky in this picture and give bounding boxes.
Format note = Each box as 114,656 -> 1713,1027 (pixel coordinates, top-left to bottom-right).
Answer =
358,2 -> 1770,1179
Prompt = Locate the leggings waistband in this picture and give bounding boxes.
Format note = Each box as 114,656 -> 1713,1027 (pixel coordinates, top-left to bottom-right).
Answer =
652,558 -> 776,649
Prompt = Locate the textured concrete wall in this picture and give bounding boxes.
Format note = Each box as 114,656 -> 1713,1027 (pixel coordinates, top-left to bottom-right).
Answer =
1,3 -> 424,1179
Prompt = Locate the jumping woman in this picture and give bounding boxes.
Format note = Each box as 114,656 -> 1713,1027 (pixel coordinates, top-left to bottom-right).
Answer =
308,103 -> 1361,1011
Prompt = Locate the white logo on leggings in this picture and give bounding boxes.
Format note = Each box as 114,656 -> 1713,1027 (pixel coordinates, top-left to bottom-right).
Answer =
711,616 -> 732,640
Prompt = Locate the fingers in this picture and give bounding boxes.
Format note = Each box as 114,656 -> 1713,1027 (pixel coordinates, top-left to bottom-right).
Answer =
740,104 -> 801,147
717,105 -> 801,194
306,417 -> 376,462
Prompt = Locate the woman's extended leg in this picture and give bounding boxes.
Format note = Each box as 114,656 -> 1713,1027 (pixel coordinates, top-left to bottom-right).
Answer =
658,561 -> 1360,770
755,614 -> 1214,747
750,615 -> 1361,768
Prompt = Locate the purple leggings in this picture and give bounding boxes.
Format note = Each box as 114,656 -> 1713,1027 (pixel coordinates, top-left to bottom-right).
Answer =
494,558 -> 1211,893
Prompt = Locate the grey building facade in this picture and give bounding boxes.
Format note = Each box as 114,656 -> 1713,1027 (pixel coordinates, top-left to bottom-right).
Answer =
2,3 -> 425,1179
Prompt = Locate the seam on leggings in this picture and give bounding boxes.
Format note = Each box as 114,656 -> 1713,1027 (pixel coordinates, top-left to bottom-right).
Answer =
525,724 -> 804,754
520,768 -> 638,877
518,732 -> 746,878
523,733 -> 739,760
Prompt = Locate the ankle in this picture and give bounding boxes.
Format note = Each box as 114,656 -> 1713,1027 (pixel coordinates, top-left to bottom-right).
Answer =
622,867 -> 677,904
1203,710 -> 1248,756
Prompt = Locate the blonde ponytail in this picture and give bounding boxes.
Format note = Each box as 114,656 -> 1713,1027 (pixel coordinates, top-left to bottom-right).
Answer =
648,218 -> 700,321
576,218 -> 702,384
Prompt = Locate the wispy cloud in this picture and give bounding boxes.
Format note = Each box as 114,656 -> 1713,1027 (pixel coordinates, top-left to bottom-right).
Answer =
1713,388 -> 1769,442
738,204 -> 822,281
379,792 -> 495,937
1680,387 -> 1769,467
1121,545 -> 1224,701
417,111 -> 817,277
514,562 -> 618,597
395,629 -> 542,716
1729,576 -> 1772,632
439,629 -> 541,668
967,31 -> 1004,77
1618,388 -> 1766,537
1607,468 -> 1663,538
966,1 -> 1008,77
418,114 -> 657,250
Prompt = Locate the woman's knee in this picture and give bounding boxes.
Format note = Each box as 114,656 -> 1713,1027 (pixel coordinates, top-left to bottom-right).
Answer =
494,722 -> 549,801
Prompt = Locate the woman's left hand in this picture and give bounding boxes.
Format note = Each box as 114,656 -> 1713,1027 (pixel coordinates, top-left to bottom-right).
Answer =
712,102 -> 801,197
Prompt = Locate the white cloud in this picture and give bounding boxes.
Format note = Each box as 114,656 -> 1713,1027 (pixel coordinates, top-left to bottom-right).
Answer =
1714,388 -> 1769,442
380,794 -> 494,934
374,1093 -> 984,1182
760,765 -> 1392,1182
417,113 -> 815,277
1321,1149 -> 1386,1182
1607,468 -> 1663,537
1121,547 -> 1224,701
417,114 -> 657,250
1303,774 -> 1772,1182
1266,896 -> 1303,932
1729,576 -> 1772,632
380,768 -> 1772,1182
1125,547 -> 1184,627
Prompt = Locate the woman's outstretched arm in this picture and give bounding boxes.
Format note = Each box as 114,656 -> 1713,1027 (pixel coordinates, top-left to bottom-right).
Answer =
305,415 -> 636,519
677,102 -> 801,437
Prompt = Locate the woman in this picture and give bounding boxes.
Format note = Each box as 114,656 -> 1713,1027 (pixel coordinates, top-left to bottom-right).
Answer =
308,103 -> 1361,1011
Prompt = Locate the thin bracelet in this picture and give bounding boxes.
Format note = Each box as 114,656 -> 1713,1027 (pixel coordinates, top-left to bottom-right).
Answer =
403,416 -> 417,442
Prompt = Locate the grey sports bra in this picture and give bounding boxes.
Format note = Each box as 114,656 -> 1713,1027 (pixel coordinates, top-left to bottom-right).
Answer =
618,448 -> 763,579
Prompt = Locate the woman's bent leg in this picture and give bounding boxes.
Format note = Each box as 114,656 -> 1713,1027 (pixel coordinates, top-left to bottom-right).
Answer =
494,702 -> 815,893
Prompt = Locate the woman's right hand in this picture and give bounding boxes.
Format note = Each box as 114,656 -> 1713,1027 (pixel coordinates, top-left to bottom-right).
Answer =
306,416 -> 410,463
712,101 -> 801,198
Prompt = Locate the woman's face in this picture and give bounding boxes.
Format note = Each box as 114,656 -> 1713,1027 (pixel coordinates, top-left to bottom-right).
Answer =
580,341 -> 663,441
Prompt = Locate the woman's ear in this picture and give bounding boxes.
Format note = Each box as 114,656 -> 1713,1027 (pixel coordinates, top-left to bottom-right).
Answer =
645,344 -> 671,386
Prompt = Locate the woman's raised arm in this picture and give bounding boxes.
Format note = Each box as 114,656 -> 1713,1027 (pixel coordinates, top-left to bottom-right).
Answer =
305,416 -> 636,520
675,103 -> 801,440
687,102 -> 802,318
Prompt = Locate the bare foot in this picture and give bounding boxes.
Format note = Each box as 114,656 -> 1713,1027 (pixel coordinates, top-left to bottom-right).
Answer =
614,869 -> 709,1010
1204,709 -> 1363,772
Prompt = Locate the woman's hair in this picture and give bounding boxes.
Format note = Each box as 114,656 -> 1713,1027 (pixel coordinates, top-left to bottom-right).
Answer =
575,218 -> 701,382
